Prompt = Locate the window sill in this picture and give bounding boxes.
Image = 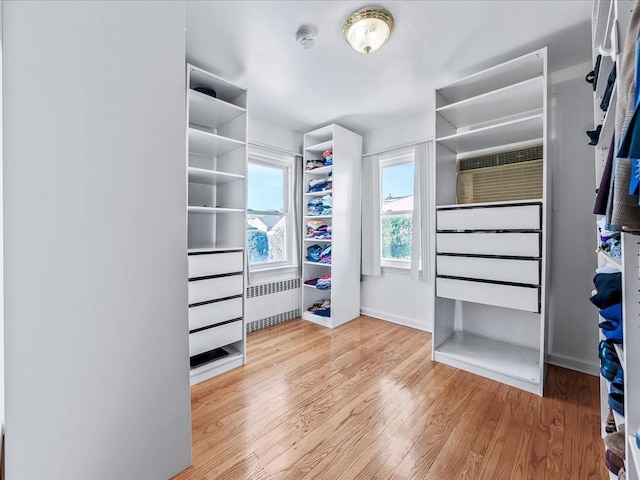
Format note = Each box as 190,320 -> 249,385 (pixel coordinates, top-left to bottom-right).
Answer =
381,265 -> 411,275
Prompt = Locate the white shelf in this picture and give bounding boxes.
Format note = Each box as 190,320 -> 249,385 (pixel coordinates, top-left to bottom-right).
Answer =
436,114 -> 543,154
304,215 -> 332,219
598,249 -> 623,269
305,140 -> 333,154
188,167 -> 245,186
305,166 -> 333,176
304,238 -> 331,243
303,283 -> 331,291
434,332 -> 541,387
189,346 -> 244,386
303,261 -> 331,266
436,76 -> 543,129
188,206 -> 244,214
437,49 -> 545,104
188,89 -> 246,130
188,128 -> 245,157
302,310 -> 332,327
304,190 -> 333,196
189,65 -> 246,105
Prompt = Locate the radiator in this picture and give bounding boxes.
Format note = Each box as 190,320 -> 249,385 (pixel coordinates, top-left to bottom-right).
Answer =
246,278 -> 301,333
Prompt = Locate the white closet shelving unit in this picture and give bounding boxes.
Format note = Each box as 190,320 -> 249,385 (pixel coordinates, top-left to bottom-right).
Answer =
186,64 -> 247,385
591,1 -> 635,478
432,48 -> 549,396
301,124 -> 362,328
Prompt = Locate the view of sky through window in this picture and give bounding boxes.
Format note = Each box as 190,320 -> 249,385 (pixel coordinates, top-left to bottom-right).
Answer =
247,163 -> 284,212
381,162 -> 414,204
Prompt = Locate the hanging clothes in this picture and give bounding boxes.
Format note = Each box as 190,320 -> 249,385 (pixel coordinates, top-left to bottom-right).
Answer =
610,0 -> 640,227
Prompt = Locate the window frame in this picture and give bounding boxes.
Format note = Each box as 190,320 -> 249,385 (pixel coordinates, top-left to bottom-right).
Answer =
246,152 -> 296,273
379,148 -> 415,270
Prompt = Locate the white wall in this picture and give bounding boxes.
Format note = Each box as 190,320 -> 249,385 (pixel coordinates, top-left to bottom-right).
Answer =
3,2 -> 192,478
360,64 -> 601,374
249,114 -> 304,155
546,61 -> 599,374
360,111 -> 434,332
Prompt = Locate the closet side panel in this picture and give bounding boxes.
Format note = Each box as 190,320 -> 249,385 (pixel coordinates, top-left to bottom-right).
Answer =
3,2 -> 191,478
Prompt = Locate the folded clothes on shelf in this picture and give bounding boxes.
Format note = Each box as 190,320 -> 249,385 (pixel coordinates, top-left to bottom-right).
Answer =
305,148 -> 333,171
307,172 -> 333,192
307,194 -> 332,216
590,272 -> 622,308
308,298 -> 331,317
306,219 -> 332,239
304,273 -> 331,290
306,244 -> 331,263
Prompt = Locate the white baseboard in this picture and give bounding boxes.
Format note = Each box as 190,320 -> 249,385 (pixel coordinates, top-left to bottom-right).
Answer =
360,307 -> 432,332
546,352 -> 599,376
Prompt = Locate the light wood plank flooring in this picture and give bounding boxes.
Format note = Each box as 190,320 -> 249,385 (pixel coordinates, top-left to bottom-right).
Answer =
173,316 -> 607,480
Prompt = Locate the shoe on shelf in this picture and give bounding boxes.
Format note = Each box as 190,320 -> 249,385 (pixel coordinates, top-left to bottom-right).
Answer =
608,392 -> 625,416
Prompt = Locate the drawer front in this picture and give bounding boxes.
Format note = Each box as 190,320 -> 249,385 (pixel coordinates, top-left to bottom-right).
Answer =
189,297 -> 243,331
188,275 -> 243,305
436,255 -> 540,285
436,232 -> 540,257
436,277 -> 539,312
189,320 -> 243,356
188,251 -> 243,278
437,204 -> 541,231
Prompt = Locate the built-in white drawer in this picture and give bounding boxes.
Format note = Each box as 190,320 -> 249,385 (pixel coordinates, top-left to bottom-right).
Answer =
188,251 -> 243,278
188,274 -> 243,305
437,204 -> 541,231
189,320 -> 243,357
436,277 -> 539,312
436,255 -> 540,285
189,297 -> 243,331
437,232 -> 540,257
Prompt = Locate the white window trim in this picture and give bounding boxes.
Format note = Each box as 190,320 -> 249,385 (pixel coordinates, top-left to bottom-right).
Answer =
247,149 -> 297,274
379,147 -> 415,270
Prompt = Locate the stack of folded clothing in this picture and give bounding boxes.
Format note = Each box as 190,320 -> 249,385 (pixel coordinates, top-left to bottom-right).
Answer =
304,148 -> 333,171
305,158 -> 325,170
307,172 -> 332,192
307,194 -> 332,216
308,299 -> 331,317
306,244 -> 331,263
322,148 -> 333,167
590,270 -> 623,343
304,274 -> 331,290
306,220 -> 332,240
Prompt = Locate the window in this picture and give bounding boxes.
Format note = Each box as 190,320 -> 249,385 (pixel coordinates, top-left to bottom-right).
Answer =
380,150 -> 415,267
246,154 -> 294,269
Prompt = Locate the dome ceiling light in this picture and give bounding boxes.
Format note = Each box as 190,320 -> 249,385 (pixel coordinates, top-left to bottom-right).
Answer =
342,7 -> 394,54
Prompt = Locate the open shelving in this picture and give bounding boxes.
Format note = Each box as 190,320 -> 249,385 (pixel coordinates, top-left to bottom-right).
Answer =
432,48 -> 548,396
186,63 -> 248,385
301,124 -> 362,329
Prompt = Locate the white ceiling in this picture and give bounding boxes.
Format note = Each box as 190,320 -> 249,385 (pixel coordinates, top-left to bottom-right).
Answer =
186,0 -> 593,134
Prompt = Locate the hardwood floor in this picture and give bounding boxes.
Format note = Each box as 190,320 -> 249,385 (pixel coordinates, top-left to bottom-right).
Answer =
173,316 -> 608,480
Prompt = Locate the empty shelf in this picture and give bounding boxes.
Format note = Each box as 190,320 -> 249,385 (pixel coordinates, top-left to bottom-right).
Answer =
188,167 -> 245,186
434,332 -> 540,386
188,89 -> 246,130
189,128 -> 245,157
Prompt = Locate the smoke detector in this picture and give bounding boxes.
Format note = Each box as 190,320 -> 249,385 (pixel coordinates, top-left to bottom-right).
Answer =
296,27 -> 315,49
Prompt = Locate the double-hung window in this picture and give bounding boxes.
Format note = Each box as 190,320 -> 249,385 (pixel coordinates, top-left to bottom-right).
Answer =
246,153 -> 294,270
379,148 -> 415,268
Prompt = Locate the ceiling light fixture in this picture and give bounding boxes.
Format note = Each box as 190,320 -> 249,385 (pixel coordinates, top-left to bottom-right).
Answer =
342,7 -> 394,54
